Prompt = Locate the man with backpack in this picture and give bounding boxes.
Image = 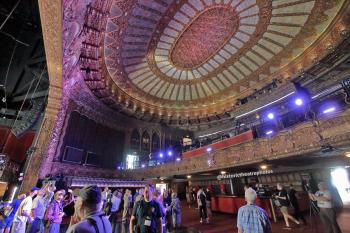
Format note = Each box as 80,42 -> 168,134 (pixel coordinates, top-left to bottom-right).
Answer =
67,185 -> 112,233
129,185 -> 163,233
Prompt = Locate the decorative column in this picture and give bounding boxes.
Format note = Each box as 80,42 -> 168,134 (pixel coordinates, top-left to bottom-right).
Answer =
20,0 -> 62,193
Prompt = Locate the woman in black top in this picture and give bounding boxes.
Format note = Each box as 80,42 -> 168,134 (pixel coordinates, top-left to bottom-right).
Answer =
275,183 -> 300,229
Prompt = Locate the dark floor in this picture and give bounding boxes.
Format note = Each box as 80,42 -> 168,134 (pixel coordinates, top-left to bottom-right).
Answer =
109,203 -> 350,233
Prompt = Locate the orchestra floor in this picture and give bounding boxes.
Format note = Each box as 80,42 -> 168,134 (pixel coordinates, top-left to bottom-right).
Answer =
91,203 -> 350,233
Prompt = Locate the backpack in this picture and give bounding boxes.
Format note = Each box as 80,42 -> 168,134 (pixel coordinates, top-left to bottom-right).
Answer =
103,201 -> 112,216
86,215 -> 107,233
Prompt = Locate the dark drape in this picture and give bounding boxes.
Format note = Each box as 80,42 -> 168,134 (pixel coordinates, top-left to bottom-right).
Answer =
60,111 -> 125,169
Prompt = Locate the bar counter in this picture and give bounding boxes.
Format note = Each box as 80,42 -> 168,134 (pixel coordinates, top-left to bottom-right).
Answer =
211,193 -> 309,221
211,195 -> 274,218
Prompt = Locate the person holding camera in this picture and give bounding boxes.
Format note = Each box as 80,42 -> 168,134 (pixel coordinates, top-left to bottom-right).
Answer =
274,183 -> 300,229
309,182 -> 342,233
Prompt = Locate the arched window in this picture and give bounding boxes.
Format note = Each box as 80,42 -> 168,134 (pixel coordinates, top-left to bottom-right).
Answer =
151,132 -> 160,152
141,131 -> 150,152
130,129 -> 140,151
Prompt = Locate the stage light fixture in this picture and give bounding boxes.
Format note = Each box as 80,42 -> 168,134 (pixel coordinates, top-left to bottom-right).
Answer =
159,153 -> 163,158
260,164 -> 268,170
265,130 -> 273,135
267,113 -> 274,120
206,147 -> 212,152
295,98 -> 303,106
220,171 -> 226,175
187,175 -> 191,179
323,107 -> 335,114
167,151 -> 172,156
141,164 -> 145,168
176,157 -> 181,162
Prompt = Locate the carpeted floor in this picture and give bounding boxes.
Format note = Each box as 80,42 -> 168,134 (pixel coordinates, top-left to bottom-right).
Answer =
105,203 -> 350,233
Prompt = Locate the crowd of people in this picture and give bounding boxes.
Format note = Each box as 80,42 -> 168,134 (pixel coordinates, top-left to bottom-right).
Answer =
0,183 -> 182,233
0,181 -> 344,233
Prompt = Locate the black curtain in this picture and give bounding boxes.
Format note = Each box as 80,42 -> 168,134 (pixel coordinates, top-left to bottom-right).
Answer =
60,111 -> 125,169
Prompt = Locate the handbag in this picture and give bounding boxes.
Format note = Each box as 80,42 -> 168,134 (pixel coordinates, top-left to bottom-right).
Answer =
274,199 -> 281,207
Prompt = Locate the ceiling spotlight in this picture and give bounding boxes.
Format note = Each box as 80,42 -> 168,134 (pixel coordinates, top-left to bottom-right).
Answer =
176,157 -> 181,162
141,164 -> 145,168
345,152 -> 350,158
206,147 -> 212,152
323,107 -> 335,114
187,175 -> 191,179
159,153 -> 163,158
295,98 -> 303,106
267,113 -> 274,120
265,130 -> 273,135
220,171 -> 226,175
260,164 -> 268,170
167,151 -> 172,156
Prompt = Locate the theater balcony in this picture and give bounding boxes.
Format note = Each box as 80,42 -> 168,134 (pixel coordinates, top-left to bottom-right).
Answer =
128,108 -> 350,179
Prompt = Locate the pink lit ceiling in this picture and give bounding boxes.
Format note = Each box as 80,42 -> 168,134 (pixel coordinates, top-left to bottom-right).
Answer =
63,0 -> 350,125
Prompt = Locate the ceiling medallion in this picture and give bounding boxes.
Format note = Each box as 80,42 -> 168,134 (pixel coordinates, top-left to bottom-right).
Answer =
170,6 -> 239,69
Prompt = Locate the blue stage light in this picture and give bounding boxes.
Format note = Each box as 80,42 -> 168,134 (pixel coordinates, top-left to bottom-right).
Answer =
295,98 -> 303,106
267,113 -> 274,120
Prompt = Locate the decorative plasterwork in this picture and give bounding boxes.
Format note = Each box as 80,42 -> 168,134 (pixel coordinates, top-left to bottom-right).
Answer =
128,110 -> 350,179
80,0 -> 350,121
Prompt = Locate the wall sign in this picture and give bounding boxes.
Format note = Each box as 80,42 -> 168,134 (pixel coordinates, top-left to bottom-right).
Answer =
217,170 -> 274,180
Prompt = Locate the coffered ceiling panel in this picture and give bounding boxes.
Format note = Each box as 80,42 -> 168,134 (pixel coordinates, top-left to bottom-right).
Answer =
71,0 -> 350,124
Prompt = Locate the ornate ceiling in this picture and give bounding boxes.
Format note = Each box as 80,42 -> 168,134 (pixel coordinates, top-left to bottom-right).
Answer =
75,0 -> 350,126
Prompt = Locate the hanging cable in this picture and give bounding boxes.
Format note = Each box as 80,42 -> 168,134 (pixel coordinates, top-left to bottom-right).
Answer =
2,41 -> 19,118
10,65 -> 46,131
30,65 -> 47,100
0,0 -> 21,30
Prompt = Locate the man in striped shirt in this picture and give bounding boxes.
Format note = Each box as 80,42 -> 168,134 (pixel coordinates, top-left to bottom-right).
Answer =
237,188 -> 271,233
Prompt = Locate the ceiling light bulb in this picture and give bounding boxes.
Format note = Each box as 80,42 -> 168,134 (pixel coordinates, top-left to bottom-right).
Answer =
260,165 -> 268,170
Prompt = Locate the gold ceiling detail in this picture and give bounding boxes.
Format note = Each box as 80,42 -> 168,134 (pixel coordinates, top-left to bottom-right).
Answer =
87,0 -> 349,118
